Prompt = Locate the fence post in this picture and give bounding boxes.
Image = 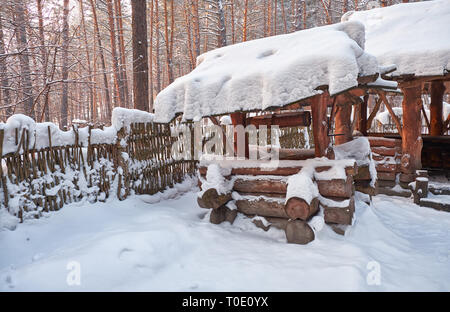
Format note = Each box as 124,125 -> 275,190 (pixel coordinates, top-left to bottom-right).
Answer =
0,129 -> 9,209
115,127 -> 130,200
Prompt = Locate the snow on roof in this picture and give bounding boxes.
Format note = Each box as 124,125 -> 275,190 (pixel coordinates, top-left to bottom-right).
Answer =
154,21 -> 382,123
343,0 -> 450,78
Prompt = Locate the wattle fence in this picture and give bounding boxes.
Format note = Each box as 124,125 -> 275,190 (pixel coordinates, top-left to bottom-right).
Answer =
0,108 -> 197,222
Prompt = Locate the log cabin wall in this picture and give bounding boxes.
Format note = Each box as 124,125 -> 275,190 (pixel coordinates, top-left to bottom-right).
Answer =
198,159 -> 359,241
365,136 -> 411,196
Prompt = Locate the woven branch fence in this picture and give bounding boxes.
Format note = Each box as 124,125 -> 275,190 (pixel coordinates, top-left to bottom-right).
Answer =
0,117 -> 197,223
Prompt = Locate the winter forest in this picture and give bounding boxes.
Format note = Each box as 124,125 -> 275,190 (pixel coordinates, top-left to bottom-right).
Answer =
0,0 -> 407,127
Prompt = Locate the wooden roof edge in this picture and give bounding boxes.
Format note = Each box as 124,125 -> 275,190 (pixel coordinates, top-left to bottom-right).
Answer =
381,72 -> 450,85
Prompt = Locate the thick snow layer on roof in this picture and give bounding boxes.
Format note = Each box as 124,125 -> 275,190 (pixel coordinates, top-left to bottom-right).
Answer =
154,21 -> 381,123
343,0 -> 450,77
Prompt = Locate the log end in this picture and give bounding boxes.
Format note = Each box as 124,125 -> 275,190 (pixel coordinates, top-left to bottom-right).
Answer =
201,188 -> 232,209
285,220 -> 315,245
285,197 -> 319,221
210,206 -> 237,225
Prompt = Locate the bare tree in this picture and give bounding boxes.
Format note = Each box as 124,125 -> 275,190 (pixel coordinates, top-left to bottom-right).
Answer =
13,0 -> 35,119
131,0 -> 149,111
0,13 -> 12,118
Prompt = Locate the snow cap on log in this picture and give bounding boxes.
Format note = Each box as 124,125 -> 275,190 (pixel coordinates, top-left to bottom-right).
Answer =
154,21 -> 383,123
286,167 -> 319,205
343,0 -> 450,77
198,163 -> 232,197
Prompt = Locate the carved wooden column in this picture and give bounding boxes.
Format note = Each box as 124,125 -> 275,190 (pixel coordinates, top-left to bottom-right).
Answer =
399,83 -> 423,177
311,92 -> 331,157
334,93 -> 353,145
430,80 -> 445,136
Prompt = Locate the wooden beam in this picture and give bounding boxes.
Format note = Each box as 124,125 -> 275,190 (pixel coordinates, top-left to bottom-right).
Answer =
367,97 -> 382,130
378,91 -> 403,136
384,73 -> 450,86
246,111 -> 311,128
421,103 -> 431,133
358,95 -> 368,135
444,113 -> 450,131
430,81 -> 445,136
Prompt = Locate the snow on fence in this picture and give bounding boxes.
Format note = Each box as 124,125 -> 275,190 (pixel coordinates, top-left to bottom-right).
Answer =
0,108 -> 197,222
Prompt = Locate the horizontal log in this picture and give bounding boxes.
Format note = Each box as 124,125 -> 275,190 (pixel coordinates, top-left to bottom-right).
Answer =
235,198 -> 289,218
316,175 -> 354,198
377,172 -> 396,181
230,167 -> 302,176
322,197 -> 355,225
429,185 -> 450,196
277,148 -> 315,160
285,220 -> 315,245
355,180 -> 377,196
246,111 -> 311,128
199,164 -> 356,177
377,187 -> 411,198
236,191 -> 285,198
372,154 -> 401,162
315,164 -> 358,177
354,165 -> 371,181
419,198 -> 450,212
233,179 -> 287,194
399,173 -> 415,183
285,197 -> 319,221
371,146 -> 401,157
358,73 -> 379,85
376,163 -> 398,173
235,176 -> 354,198
377,180 -> 396,188
368,137 -> 401,148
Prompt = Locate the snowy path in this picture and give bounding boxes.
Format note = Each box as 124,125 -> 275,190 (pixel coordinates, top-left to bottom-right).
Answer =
1,189 -> 449,291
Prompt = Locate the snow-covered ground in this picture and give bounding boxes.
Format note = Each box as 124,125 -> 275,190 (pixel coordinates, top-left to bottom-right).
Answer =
1,184 -> 449,291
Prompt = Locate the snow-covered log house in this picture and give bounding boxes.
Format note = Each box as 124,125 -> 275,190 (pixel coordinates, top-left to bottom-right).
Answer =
154,0 -> 450,244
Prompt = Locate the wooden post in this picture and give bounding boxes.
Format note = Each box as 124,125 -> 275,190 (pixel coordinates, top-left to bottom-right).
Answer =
360,95 -> 368,135
230,112 -> 249,158
400,84 -> 423,174
334,93 -> 353,145
310,93 -> 330,157
430,81 -> 445,136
